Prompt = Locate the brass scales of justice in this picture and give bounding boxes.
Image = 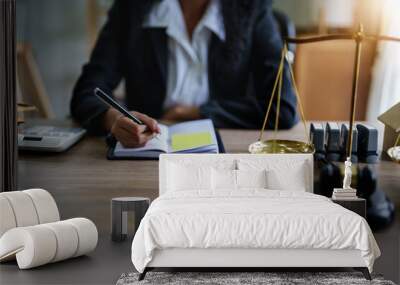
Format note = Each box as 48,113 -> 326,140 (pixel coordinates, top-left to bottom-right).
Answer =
249,24 -> 400,165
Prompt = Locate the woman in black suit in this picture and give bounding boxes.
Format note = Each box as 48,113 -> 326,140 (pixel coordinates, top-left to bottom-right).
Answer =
71,0 -> 297,147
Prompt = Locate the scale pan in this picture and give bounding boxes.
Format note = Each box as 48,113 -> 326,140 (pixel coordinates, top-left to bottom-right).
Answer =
249,140 -> 315,154
387,146 -> 400,163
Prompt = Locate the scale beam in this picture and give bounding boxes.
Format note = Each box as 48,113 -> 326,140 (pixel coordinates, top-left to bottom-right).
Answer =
366,35 -> 400,42
287,34 -> 400,44
286,34 -> 353,44
251,23 -> 400,157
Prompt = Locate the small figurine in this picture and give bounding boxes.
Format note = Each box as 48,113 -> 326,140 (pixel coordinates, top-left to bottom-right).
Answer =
343,157 -> 353,189
394,147 -> 400,160
388,146 -> 400,163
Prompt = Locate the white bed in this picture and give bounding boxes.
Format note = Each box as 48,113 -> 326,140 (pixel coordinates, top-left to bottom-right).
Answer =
131,154 -> 380,280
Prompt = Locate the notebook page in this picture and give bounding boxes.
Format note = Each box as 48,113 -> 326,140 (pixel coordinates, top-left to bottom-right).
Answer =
171,132 -> 213,152
168,119 -> 218,153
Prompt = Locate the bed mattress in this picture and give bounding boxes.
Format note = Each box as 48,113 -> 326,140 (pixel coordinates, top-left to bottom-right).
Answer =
131,190 -> 380,273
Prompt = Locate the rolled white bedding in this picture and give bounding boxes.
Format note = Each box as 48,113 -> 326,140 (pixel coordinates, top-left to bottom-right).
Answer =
0,189 -> 60,236
0,218 -> 98,269
0,189 -> 97,269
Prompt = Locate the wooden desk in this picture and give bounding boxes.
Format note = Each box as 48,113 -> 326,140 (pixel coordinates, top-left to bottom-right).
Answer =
16,125 -> 312,234
4,124 -> 400,284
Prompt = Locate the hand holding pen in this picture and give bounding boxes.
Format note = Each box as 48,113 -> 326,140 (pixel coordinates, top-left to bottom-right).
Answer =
95,88 -> 161,148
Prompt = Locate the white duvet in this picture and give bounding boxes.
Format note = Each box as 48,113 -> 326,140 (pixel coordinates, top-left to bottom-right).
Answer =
131,190 -> 380,273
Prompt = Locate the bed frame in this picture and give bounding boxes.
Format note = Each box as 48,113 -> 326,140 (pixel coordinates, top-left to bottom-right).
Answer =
138,154 -> 372,281
139,248 -> 371,280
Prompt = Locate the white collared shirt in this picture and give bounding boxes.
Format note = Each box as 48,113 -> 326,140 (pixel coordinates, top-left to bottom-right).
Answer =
143,0 -> 225,109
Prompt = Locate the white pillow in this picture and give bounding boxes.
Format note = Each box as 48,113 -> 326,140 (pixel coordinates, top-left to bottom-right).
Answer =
237,169 -> 267,189
211,169 -> 236,190
167,163 -> 211,191
166,160 -> 236,192
266,164 -> 307,191
211,169 -> 267,190
238,159 -> 308,191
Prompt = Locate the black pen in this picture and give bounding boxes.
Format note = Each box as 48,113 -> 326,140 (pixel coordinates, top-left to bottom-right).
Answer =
94,87 -> 160,138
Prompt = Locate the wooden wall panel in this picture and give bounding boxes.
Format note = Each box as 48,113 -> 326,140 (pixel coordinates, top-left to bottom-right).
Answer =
294,40 -> 376,121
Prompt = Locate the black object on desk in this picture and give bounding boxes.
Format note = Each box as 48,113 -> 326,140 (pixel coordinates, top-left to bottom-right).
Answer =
318,162 -> 341,197
357,165 -> 395,231
325,122 -> 341,161
356,123 -> 379,163
313,122 -> 379,163
340,124 -> 358,162
332,198 -> 366,218
111,197 -> 150,242
310,123 -> 325,160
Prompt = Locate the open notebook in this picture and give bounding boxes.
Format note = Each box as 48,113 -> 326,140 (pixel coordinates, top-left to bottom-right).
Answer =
112,119 -> 219,158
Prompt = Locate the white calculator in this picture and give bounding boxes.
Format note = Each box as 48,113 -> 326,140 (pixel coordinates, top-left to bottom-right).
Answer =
18,126 -> 86,152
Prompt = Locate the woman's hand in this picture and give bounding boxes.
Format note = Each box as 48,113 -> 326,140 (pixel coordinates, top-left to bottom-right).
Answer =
162,105 -> 201,122
104,108 -> 160,148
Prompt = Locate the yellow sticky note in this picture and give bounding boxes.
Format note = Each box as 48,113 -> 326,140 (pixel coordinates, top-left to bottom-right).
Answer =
171,132 -> 213,152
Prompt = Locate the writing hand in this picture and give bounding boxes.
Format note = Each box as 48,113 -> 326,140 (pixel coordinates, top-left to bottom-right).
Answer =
105,109 -> 160,148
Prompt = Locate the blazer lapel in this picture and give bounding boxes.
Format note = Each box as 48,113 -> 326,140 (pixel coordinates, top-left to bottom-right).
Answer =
208,33 -> 223,100
148,28 -> 167,90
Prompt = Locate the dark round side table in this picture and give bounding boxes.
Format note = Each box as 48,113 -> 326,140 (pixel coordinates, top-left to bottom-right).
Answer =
111,197 -> 150,242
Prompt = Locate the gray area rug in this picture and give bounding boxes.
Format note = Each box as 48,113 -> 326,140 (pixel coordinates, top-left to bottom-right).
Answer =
117,272 -> 396,285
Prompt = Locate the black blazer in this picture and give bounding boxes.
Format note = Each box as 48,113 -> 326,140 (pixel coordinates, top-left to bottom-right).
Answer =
71,0 -> 298,134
